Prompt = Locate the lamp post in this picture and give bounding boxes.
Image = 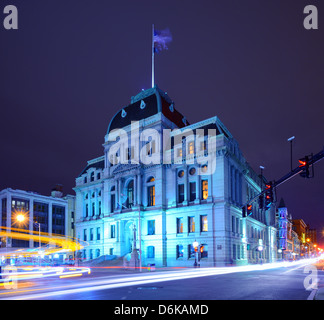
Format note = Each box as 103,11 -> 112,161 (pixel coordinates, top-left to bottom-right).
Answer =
34,221 -> 41,267
193,240 -> 199,268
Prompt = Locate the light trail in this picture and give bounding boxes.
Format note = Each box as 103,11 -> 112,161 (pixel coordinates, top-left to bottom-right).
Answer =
2,258 -> 320,300
0,266 -> 90,283
0,226 -> 86,258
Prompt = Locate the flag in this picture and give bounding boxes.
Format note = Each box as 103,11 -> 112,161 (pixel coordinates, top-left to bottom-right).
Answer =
153,28 -> 172,53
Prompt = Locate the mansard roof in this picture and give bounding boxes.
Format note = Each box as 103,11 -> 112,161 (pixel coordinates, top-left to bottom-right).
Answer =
78,156 -> 104,177
107,85 -> 189,134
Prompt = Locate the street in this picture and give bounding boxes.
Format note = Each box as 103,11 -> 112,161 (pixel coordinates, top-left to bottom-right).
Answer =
0,259 -> 322,300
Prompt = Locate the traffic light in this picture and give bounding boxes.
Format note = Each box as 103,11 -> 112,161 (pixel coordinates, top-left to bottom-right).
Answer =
299,155 -> 313,178
265,182 -> 274,209
242,204 -> 253,218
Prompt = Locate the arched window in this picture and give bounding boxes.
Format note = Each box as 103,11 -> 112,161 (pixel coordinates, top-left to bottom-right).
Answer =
126,180 -> 134,209
147,176 -> 155,183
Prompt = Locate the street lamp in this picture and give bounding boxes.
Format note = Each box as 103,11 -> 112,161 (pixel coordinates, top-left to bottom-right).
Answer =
193,240 -> 199,268
16,214 -> 26,223
287,136 -> 295,171
34,221 -> 41,267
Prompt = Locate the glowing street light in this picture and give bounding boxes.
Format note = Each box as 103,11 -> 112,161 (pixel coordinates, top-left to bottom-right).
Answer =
16,213 -> 26,223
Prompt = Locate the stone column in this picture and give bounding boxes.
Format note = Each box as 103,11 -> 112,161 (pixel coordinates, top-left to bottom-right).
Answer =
48,202 -> 53,236
137,174 -> 142,207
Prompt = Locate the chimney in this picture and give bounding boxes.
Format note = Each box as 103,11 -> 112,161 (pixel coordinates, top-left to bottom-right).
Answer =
51,184 -> 63,198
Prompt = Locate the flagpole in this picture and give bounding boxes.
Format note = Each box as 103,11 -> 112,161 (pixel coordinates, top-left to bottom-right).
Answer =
152,24 -> 155,88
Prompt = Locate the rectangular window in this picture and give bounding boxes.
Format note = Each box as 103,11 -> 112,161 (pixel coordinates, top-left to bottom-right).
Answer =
177,148 -> 183,158
177,217 -> 183,234
83,229 -> 87,242
147,220 -> 155,235
1,198 -> 7,228
188,216 -> 195,233
178,184 -> 184,203
98,201 -> 101,216
188,244 -> 196,258
176,245 -> 184,258
147,185 -> 155,207
201,140 -> 207,151
188,141 -> 194,154
90,228 -> 94,241
111,194 -> 115,213
201,180 -> 208,200
201,244 -> 208,258
33,202 -> 49,233
189,182 -> 196,202
111,225 -> 115,238
52,205 -> 65,236
97,227 -> 100,240
201,215 -> 208,232
147,246 -> 155,258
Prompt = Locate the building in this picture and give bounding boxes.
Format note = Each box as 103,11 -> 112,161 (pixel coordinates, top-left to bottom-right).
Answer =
306,225 -> 317,245
0,186 -> 72,263
276,199 -> 300,260
74,86 -> 278,267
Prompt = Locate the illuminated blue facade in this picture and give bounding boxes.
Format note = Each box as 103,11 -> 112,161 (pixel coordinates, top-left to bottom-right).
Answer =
74,86 -> 278,267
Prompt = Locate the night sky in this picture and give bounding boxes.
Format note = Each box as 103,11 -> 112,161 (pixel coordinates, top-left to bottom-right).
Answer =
0,1 -> 323,240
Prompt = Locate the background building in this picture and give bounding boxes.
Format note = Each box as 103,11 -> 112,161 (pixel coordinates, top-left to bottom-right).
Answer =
0,186 -> 72,264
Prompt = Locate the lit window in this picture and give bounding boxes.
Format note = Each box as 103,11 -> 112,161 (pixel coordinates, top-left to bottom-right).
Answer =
201,165 -> 208,173
147,185 -> 155,207
202,180 -> 208,200
177,217 -> 183,234
178,170 -> 184,178
188,141 -> 194,154
200,244 -> 208,258
188,217 -> 195,233
147,176 -> 155,183
201,215 -> 208,232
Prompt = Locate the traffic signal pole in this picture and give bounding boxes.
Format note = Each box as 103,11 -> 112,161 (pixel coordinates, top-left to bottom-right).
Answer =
242,147 -> 324,217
